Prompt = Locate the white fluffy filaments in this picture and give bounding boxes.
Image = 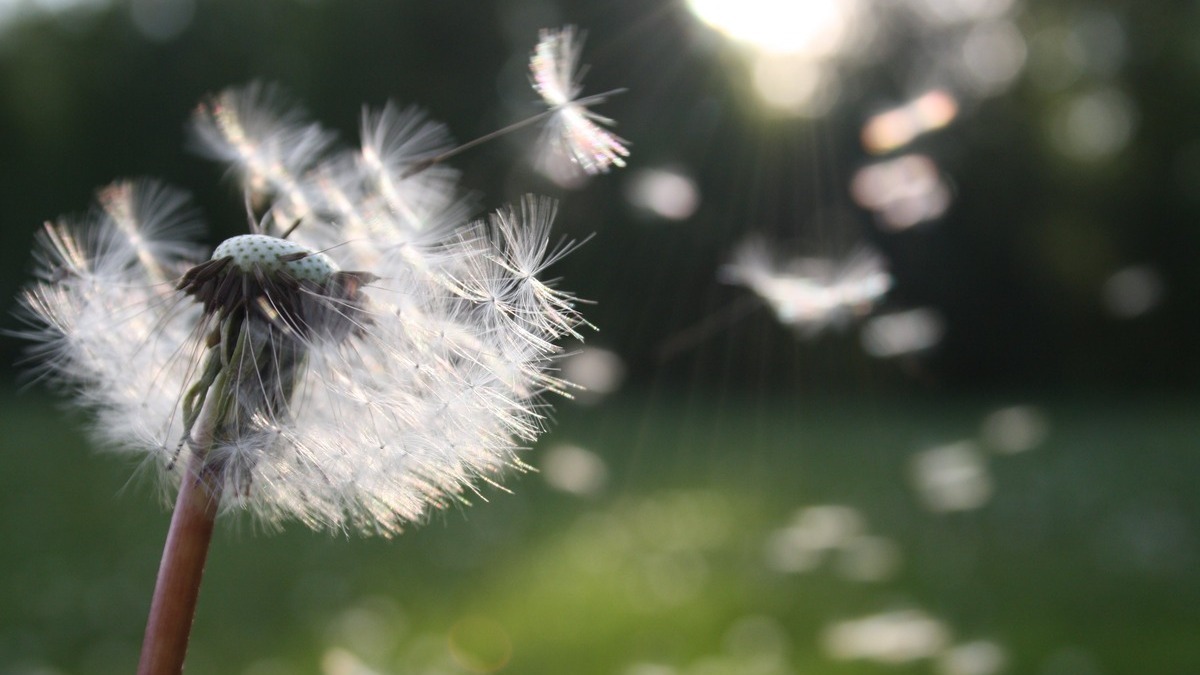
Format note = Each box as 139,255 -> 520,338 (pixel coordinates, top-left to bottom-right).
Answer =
189,82 -> 335,233
19,85 -> 592,536
17,180 -> 207,459
531,25 -> 630,175
722,238 -> 894,337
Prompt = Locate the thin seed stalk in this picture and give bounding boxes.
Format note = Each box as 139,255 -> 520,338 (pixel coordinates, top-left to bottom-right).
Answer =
137,323 -> 256,675
136,448 -> 223,675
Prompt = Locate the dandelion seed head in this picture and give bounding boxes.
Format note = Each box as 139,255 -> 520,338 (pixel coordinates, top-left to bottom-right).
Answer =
18,67 -> 611,535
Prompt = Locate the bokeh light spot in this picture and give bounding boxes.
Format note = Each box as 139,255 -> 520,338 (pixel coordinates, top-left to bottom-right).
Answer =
852,155 -> 951,230
324,597 -> 406,661
938,640 -> 1008,675
129,0 -> 193,42
320,647 -> 381,675
909,0 -> 1016,25
723,615 -> 790,662
540,444 -> 609,497
763,525 -> 824,574
909,441 -> 993,512
861,308 -> 946,358
764,504 -> 867,574
862,90 -> 959,154
823,609 -> 950,663
1102,265 -> 1164,319
625,168 -> 701,221
836,535 -> 902,582
980,405 -> 1049,455
1051,87 -> 1138,162
960,20 -> 1027,95
561,346 -> 627,404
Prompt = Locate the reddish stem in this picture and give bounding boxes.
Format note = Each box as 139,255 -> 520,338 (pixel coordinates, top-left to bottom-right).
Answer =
137,454 -> 222,675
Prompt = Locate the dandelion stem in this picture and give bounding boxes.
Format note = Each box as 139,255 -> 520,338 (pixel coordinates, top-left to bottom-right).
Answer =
400,110 -> 554,179
399,88 -> 626,179
137,406 -> 225,674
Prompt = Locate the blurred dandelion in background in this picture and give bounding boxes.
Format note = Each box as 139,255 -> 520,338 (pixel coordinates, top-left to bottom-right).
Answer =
861,307 -> 946,358
851,154 -> 952,232
764,504 -> 901,582
909,441 -> 993,512
722,239 -> 892,337
822,609 -> 950,664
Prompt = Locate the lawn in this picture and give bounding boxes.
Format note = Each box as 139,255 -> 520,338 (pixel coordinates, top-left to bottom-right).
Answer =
1,389 -> 1196,674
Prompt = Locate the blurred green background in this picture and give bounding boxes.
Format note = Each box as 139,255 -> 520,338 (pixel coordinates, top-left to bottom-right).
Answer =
1,0 -> 1198,674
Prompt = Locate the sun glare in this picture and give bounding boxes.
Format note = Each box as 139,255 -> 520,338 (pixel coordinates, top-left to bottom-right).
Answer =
687,0 -> 865,115
687,0 -> 859,56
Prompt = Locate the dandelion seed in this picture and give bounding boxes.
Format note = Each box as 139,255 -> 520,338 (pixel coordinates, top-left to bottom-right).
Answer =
721,238 -> 892,336
531,25 -> 630,175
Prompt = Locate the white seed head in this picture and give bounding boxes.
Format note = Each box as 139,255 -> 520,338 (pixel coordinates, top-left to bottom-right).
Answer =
212,234 -> 338,283
17,76 -> 599,536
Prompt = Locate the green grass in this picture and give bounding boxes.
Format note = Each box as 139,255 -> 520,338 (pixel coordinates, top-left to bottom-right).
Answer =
1,390 -> 1197,674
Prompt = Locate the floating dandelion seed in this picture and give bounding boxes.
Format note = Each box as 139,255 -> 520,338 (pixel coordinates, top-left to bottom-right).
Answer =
721,238 -> 892,336
531,25 -> 630,175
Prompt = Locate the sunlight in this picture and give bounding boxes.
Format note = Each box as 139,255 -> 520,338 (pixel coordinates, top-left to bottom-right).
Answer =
687,0 -> 864,114
687,0 -> 860,56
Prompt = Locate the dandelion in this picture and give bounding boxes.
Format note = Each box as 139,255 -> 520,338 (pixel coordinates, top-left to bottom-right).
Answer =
721,238 -> 892,336
15,28 -> 627,674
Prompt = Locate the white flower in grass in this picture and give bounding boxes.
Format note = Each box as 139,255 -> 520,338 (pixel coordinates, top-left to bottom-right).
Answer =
17,84 -> 591,535
531,25 -> 630,175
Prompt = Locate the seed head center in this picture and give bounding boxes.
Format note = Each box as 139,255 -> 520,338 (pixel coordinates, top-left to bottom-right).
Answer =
212,234 -> 338,283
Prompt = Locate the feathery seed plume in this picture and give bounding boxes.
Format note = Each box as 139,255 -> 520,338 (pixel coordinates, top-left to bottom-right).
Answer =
19,82 -> 599,535
531,25 -> 630,175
